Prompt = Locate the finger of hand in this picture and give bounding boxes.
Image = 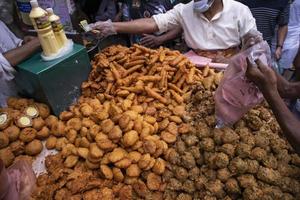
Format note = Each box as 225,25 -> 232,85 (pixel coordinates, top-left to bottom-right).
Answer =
246,57 -> 262,77
255,59 -> 270,73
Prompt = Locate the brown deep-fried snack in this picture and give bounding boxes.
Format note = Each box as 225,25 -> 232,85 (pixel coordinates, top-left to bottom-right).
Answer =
15,115 -> 32,128
128,151 -> 142,164
3,125 -> 20,142
108,125 -> 122,142
123,130 -> 139,147
115,157 -> 132,169
0,147 -> 14,167
152,158 -> 166,175
36,103 -> 50,119
19,128 -> 36,143
147,172 -> 162,191
25,139 -> 43,156
126,164 -> 141,177
32,117 -> 46,131
100,164 -> 114,179
36,126 -> 50,140
45,115 -> 58,128
109,148 -> 126,163
46,136 -> 57,150
59,111 -> 74,121
66,118 -> 82,131
0,113 -> 11,130
9,141 -> 25,156
24,105 -> 39,118
0,132 -> 9,149
64,155 -> 79,168
113,167 -> 124,182
51,121 -> 66,137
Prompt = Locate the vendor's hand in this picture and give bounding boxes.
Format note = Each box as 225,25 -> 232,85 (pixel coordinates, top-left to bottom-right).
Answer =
140,34 -> 162,48
246,57 -> 277,94
241,30 -> 263,50
89,20 -> 117,39
275,47 -> 282,60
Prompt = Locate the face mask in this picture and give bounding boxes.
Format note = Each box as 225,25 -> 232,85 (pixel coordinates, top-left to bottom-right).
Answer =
193,0 -> 215,13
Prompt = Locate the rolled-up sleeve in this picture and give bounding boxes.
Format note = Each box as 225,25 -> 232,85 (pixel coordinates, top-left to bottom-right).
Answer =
239,5 -> 257,38
152,3 -> 183,33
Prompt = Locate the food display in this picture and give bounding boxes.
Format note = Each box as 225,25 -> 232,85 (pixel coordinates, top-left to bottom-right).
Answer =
0,44 -> 300,200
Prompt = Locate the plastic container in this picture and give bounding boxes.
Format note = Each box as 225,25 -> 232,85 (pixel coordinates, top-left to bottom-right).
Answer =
46,8 -> 68,48
29,0 -> 60,56
0,160 -> 19,200
16,0 -> 32,25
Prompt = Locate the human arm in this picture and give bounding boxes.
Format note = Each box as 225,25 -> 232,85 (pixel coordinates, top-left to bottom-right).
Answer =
3,37 -> 40,67
140,26 -> 182,48
275,4 -> 290,60
114,18 -> 159,34
275,72 -> 300,99
246,58 -> 300,154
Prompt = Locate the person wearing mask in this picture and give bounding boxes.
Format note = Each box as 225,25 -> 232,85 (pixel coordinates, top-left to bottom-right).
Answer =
90,0 -> 256,58
238,0 -> 290,62
0,21 -> 40,107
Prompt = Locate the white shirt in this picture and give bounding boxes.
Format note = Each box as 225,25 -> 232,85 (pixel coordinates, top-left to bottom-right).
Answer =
153,0 -> 257,50
0,20 -> 22,107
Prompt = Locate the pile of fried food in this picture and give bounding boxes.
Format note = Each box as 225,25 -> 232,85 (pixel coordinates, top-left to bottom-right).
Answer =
0,99 -> 51,167
1,44 -> 300,200
160,85 -> 300,200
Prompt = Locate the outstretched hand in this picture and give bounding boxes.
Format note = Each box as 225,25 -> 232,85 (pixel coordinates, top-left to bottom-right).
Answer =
140,34 -> 162,48
246,57 -> 277,94
89,20 -> 117,39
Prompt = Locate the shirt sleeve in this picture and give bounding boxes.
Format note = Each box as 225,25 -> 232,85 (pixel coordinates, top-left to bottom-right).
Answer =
0,53 -> 15,82
0,21 -> 22,47
152,3 -> 182,33
278,3 -> 290,26
238,5 -> 257,38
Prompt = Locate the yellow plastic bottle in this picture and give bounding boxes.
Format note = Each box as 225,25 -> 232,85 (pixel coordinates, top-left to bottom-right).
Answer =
46,8 -> 68,48
29,0 -> 60,56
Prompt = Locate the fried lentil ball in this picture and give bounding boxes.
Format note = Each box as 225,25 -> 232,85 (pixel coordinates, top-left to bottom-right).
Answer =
0,147 -> 14,167
167,178 -> 182,191
174,166 -> 188,181
228,157 -> 248,174
200,138 -> 215,152
188,167 -> 200,181
217,168 -> 231,182
195,122 -> 211,138
257,166 -> 281,185
183,135 -> 198,146
182,180 -> 196,194
250,147 -> 267,161
262,155 -> 278,169
262,186 -> 284,200
237,174 -> 258,188
181,152 -> 196,169
217,144 -> 236,158
205,179 -> 226,199
235,143 -> 252,158
243,187 -> 264,200
214,152 -> 229,169
175,139 -> 186,155
9,140 -> 25,156
245,159 -> 260,174
225,178 -> 241,194
254,133 -> 270,148
176,193 -> 192,200
221,127 -> 240,144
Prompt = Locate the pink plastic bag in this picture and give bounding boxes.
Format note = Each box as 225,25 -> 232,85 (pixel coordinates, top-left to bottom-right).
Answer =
215,41 -> 271,127
0,159 -> 36,200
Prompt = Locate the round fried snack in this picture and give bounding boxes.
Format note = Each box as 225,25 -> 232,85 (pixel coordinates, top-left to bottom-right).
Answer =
109,148 -> 126,163
25,139 -> 43,156
143,140 -> 157,155
161,131 -> 177,144
77,147 -> 89,159
0,113 -> 11,130
36,126 -> 50,140
119,114 -> 131,130
89,143 -> 104,159
45,115 -> 58,128
128,151 -> 142,164
9,141 -> 25,156
152,158 -> 166,175
32,117 -> 45,131
100,165 -> 114,180
101,119 -> 114,134
66,118 -> 82,131
138,154 -> 151,169
0,132 -> 9,149
45,136 -> 57,149
64,155 -> 79,168
108,126 -> 122,142
147,172 -> 162,191
19,128 -> 37,143
123,130 -> 139,147
0,148 -> 15,167
113,167 -> 124,182
126,164 -> 141,177
4,125 -> 20,142
24,105 -> 39,118
115,158 -> 132,169
80,104 -> 93,117
59,111 -> 74,121
36,103 -> 50,119
15,115 -> 32,128
51,121 -> 66,137
85,159 -> 99,170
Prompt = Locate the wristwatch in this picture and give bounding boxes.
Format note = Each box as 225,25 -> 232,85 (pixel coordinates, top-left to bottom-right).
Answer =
276,44 -> 283,49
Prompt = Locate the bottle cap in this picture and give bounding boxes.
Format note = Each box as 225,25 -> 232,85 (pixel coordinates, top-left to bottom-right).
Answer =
30,0 -> 39,8
46,8 -> 54,14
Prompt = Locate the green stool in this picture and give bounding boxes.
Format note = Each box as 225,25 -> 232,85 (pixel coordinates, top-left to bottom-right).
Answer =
16,44 -> 91,116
